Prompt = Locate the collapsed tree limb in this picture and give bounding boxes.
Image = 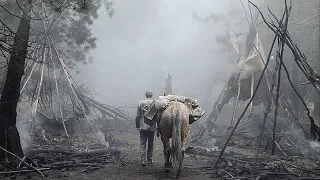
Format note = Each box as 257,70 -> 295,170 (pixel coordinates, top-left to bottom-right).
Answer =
18,156 -> 39,169
214,33 -> 278,169
51,46 -> 70,143
83,95 -> 131,122
252,39 -> 283,174
0,146 -> 44,177
66,75 -> 132,122
251,2 -> 320,92
249,0 -> 320,140
34,0 -> 72,143
90,107 -> 115,141
20,49 -> 39,93
26,149 -> 75,155
272,36 -> 284,156
0,168 -> 50,175
42,163 -> 104,169
29,42 -> 47,125
48,35 -> 99,142
67,148 -> 120,158
250,0 -> 289,174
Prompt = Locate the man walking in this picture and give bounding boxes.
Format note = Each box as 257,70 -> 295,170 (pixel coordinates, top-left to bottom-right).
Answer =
135,90 -> 156,166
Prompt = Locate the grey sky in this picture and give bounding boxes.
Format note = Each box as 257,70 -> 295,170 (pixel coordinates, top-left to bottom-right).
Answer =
74,0 -> 245,114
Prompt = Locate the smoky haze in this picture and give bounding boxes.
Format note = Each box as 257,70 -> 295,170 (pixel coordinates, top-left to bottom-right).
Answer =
74,0 -> 246,115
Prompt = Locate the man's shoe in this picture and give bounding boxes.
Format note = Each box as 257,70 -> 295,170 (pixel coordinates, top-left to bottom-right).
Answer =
141,161 -> 146,166
147,160 -> 153,164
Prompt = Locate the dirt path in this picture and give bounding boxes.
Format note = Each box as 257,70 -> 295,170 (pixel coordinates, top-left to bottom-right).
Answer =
101,129 -> 213,180
14,129 -> 214,180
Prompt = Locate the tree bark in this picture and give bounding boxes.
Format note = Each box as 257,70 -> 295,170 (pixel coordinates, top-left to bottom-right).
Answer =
0,0 -> 32,162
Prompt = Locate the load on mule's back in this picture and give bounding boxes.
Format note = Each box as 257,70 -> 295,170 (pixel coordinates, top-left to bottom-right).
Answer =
144,95 -> 205,178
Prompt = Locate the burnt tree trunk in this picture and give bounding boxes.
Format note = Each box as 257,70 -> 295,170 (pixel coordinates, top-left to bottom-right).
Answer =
164,73 -> 172,95
0,0 -> 32,162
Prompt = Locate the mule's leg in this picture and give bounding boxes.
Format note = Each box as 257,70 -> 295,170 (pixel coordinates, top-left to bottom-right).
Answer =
181,131 -> 188,159
147,131 -> 154,164
161,135 -> 171,169
176,126 -> 188,178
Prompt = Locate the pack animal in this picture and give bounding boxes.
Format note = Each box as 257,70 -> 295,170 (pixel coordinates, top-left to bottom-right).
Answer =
157,101 -> 190,178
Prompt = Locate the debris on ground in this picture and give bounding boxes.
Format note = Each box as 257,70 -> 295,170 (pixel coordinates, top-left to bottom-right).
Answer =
0,134 -> 122,179
185,146 -> 320,180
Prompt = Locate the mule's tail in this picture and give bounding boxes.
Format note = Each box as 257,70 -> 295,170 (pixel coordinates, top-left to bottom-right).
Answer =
171,109 -> 182,177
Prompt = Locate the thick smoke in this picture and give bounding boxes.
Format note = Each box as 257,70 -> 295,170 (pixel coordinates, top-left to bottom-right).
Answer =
16,105 -> 32,150
73,0 -> 246,117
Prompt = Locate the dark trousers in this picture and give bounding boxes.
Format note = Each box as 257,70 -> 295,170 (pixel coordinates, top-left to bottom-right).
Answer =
139,130 -> 154,162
